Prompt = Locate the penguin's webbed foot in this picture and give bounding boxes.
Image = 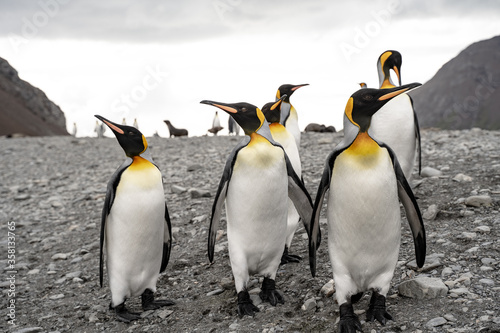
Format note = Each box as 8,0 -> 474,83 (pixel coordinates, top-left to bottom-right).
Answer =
338,303 -> 363,333
141,289 -> 175,311
280,246 -> 301,265
112,302 -> 141,323
366,292 -> 392,325
259,277 -> 285,306
237,290 -> 259,317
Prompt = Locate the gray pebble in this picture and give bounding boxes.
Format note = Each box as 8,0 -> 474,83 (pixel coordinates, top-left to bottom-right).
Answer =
426,317 -> 447,327
301,298 -> 317,311
398,277 -> 448,299
421,166 -> 443,177
465,195 -> 493,207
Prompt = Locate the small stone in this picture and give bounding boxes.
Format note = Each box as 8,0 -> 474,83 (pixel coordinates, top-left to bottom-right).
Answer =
421,167 -> 442,177
479,278 -> 495,286
66,271 -> 82,279
191,215 -> 207,223
301,298 -> 317,311
443,314 -> 456,322
465,246 -> 479,253
14,194 -> 31,201
449,288 -> 468,295
481,258 -> 496,265
474,226 -> 491,233
480,266 -> 493,271
88,313 -> 99,323
188,188 -> 211,198
70,257 -> 83,264
55,277 -> 66,284
229,323 -> 240,330
452,173 -> 473,182
220,277 -> 233,290
441,267 -> 453,277
214,241 -> 227,253
27,269 -> 40,275
13,328 -> 44,333
73,277 -> 84,283
426,317 -> 447,328
171,185 -> 187,194
156,308 -> 174,319
187,164 -> 203,172
465,195 -> 493,207
51,253 -> 68,260
320,279 -> 335,297
49,294 -> 65,300
423,204 -> 439,220
206,288 -> 225,296
398,277 -> 448,299
249,294 -> 262,306
460,232 -> 477,240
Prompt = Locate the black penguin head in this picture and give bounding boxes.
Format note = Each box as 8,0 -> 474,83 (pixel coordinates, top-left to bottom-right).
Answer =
276,83 -> 309,102
261,95 -> 287,124
200,100 -> 264,136
95,115 -> 147,157
345,82 -> 421,132
377,50 -> 402,88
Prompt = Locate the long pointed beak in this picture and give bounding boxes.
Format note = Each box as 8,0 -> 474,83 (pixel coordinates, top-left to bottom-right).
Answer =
291,83 -> 309,91
200,100 -> 238,114
393,66 -> 402,86
95,115 -> 125,134
379,82 -> 421,101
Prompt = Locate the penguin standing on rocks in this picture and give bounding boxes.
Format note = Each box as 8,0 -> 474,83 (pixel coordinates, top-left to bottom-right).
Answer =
309,84 -> 426,332
200,99 -> 313,317
261,97 -> 305,264
95,115 -> 174,323
275,83 -> 309,148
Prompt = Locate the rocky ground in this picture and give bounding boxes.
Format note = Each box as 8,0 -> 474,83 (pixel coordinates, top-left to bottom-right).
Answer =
1,129 -> 499,333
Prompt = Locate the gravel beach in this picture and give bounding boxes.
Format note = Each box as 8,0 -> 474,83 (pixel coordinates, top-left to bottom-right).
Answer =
1,129 -> 499,333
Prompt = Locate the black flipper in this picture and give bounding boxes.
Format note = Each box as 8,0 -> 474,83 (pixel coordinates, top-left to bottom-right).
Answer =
408,95 -> 422,175
382,143 -> 426,268
99,159 -> 132,287
208,137 -> 250,263
160,203 -> 172,273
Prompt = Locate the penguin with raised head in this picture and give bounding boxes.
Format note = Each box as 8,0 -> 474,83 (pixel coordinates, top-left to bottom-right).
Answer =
375,50 -> 421,179
309,83 -> 426,333
200,99 -> 313,317
261,97 -> 304,264
275,83 -> 309,147
95,115 -> 174,323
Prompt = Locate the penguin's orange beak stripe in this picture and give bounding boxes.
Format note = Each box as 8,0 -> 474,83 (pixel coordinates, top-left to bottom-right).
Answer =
393,66 -> 401,84
270,99 -> 282,111
379,87 -> 409,101
291,84 -> 308,91
213,103 -> 238,114
102,119 -> 124,134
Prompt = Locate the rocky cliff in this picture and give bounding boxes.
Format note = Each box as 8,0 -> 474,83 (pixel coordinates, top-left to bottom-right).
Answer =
410,35 -> 500,130
0,57 -> 68,136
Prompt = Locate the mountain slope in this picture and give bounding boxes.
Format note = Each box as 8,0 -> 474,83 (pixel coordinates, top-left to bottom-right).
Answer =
410,35 -> 500,130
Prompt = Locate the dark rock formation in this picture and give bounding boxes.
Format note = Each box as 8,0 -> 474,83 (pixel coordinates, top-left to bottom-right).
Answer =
410,36 -> 500,130
305,123 -> 336,133
0,57 -> 68,136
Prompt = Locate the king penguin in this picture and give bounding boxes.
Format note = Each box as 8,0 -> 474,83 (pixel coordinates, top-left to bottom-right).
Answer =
275,83 -> 309,148
200,99 -> 313,317
261,97 -> 305,264
309,83 -> 426,333
95,115 -> 174,322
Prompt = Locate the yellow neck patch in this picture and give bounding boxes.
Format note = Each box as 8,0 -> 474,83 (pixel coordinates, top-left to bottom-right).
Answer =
346,132 -> 380,156
381,77 -> 396,89
256,108 -> 265,132
248,132 -> 268,147
128,155 -> 155,171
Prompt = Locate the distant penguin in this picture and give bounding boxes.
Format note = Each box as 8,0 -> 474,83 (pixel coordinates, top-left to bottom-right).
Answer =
94,120 -> 106,138
133,118 -> 139,129
228,116 -> 240,135
359,82 -> 367,89
200,99 -> 313,317
275,83 -> 309,147
95,115 -> 174,322
262,97 -> 304,264
122,118 -> 127,125
309,83 -> 426,332
72,122 -> 77,137
212,111 -> 221,128
373,50 -> 421,179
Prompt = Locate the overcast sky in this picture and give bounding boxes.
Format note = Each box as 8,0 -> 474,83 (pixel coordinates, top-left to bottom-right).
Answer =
0,0 -> 499,137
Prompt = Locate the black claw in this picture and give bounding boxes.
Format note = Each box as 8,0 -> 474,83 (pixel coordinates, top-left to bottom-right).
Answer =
141,289 -> 175,311
280,246 -> 302,265
237,290 -> 259,317
113,302 -> 141,323
259,277 -> 285,306
339,303 -> 363,333
366,292 -> 392,326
